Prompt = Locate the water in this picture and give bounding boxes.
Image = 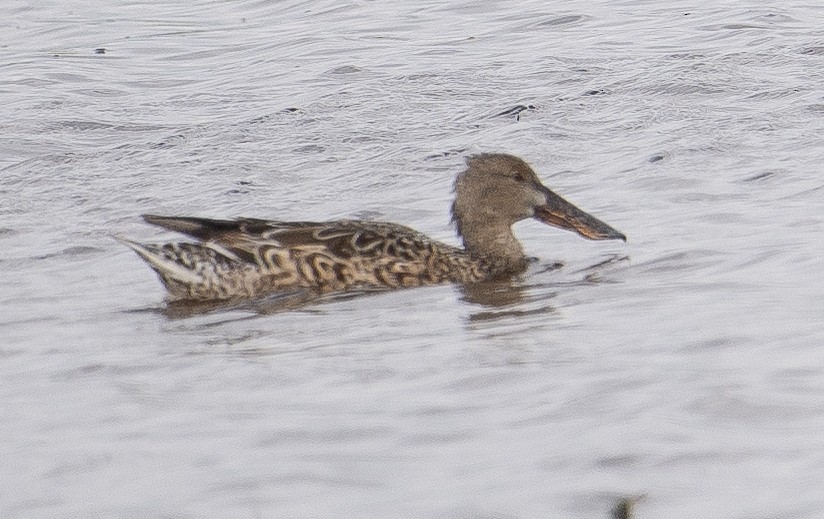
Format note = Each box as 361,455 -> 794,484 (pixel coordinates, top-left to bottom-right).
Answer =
2,0 -> 824,517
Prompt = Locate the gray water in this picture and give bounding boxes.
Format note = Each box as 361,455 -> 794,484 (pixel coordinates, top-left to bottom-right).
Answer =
2,0 -> 824,517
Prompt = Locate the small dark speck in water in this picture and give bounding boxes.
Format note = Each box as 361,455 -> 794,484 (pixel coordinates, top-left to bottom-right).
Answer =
238,180 -> 253,186
423,148 -> 467,160
742,171 -> 776,182
95,48 -> 106,54
583,88 -> 610,96
496,104 -> 536,120
611,495 -> 645,519
648,153 -> 666,163
248,114 -> 274,125
150,134 -> 186,149
282,107 -> 302,113
800,46 -> 824,55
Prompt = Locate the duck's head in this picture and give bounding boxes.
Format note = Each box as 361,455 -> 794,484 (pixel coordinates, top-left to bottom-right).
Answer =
452,154 -> 625,257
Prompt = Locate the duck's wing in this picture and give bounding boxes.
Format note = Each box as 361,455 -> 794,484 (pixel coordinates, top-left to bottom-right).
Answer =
141,214 -> 434,261
143,214 -> 284,242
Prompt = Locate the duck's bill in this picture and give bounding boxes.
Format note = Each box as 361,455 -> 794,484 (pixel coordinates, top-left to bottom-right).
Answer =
535,190 -> 626,242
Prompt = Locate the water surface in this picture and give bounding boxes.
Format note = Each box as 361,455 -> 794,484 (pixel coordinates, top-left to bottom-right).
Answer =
2,0 -> 824,517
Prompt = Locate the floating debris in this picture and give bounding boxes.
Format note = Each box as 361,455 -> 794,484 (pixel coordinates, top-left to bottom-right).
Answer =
611,495 -> 645,519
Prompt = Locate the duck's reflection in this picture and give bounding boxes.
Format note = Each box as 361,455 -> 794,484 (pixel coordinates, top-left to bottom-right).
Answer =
460,277 -> 558,323
459,255 -> 629,323
460,278 -> 528,308
161,289 -> 322,320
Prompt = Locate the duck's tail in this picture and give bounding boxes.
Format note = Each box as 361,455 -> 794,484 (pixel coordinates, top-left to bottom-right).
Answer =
118,237 -> 253,301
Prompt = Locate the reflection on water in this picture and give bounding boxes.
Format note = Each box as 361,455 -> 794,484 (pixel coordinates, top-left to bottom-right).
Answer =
160,288 -> 323,319
461,278 -> 559,324
460,278 -> 530,308
571,254 -> 631,275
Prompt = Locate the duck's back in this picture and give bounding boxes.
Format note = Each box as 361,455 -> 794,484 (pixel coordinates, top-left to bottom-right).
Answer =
123,215 -> 487,301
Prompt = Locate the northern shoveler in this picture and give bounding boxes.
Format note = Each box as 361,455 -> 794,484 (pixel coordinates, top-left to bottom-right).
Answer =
122,153 -> 625,301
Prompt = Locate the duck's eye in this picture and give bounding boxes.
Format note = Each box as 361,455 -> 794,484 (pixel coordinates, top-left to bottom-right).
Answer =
511,170 -> 527,182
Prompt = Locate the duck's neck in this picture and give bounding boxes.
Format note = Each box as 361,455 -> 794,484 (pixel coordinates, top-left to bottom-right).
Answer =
457,218 -> 527,272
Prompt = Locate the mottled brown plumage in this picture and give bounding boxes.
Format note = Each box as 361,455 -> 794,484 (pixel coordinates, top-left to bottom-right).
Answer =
122,154 -> 625,302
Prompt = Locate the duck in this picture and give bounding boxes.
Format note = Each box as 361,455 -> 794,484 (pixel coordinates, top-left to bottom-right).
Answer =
121,153 -> 625,302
